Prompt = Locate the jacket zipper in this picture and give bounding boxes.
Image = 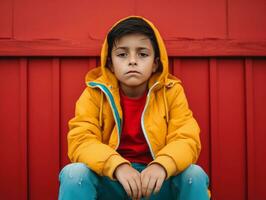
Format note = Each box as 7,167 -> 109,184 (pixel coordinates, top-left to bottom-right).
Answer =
141,82 -> 159,159
87,82 -> 121,149
88,81 -> 159,157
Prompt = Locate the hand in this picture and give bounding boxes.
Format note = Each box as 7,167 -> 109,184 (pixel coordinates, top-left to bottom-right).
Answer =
140,163 -> 166,198
114,163 -> 142,200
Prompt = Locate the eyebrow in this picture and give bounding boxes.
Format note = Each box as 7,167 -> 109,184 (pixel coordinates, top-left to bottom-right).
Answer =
113,47 -> 151,51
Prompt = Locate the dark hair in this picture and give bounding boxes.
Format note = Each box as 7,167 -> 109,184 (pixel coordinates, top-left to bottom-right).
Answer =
107,17 -> 160,60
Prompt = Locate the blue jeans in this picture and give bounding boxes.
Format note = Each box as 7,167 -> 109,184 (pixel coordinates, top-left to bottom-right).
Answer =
58,163 -> 210,200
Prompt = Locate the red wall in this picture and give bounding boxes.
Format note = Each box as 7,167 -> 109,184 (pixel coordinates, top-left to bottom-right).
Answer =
0,1 -> 266,200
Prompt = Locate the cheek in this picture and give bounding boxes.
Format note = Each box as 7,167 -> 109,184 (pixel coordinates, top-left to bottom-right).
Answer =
113,66 -> 124,78
111,61 -> 120,72
143,60 -> 156,71
112,58 -> 125,69
143,58 -> 155,65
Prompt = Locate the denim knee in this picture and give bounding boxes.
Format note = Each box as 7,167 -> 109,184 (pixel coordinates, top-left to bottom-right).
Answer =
171,164 -> 210,200
173,164 -> 209,187
59,162 -> 98,186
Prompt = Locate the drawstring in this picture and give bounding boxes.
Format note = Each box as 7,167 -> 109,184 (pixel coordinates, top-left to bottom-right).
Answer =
163,85 -> 169,123
99,91 -> 103,128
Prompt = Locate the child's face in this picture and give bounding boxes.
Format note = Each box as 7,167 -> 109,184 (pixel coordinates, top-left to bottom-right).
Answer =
110,33 -> 158,93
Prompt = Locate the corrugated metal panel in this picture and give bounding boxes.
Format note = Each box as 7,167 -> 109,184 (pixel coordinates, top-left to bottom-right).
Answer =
0,57 -> 97,199
1,57 -> 265,200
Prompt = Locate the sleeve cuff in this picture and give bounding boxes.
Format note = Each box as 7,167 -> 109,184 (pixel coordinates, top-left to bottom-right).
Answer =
150,155 -> 177,179
102,154 -> 130,180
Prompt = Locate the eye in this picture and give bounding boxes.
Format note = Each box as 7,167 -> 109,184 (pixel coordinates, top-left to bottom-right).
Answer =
117,53 -> 127,57
139,52 -> 149,57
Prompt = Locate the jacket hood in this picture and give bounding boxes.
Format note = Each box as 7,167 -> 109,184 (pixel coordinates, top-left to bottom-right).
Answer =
86,16 -> 174,87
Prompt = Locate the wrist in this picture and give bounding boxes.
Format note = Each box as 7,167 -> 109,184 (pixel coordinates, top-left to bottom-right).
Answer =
114,163 -> 131,179
150,163 -> 167,175
150,156 -> 177,179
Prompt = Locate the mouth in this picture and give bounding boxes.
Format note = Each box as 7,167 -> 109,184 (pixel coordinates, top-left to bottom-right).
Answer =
125,70 -> 141,75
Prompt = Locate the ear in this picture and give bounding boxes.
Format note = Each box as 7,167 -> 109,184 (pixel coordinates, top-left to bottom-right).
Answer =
152,57 -> 160,73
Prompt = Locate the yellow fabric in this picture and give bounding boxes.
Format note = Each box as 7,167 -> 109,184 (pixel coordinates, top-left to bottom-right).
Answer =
68,16 -> 201,180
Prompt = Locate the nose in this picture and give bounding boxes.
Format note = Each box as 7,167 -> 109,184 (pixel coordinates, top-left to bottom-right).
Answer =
128,53 -> 137,66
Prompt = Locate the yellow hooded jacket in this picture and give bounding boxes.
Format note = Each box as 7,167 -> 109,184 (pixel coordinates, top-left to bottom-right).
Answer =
68,16 -> 201,180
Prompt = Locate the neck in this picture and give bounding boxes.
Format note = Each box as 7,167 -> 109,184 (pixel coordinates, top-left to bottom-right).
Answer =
120,82 -> 148,99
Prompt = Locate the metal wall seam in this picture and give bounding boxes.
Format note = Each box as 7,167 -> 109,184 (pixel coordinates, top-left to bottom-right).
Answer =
245,58 -> 255,200
19,57 -> 28,200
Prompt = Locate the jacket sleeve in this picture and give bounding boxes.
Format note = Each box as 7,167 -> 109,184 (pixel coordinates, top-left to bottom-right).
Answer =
67,87 -> 130,179
151,83 -> 201,179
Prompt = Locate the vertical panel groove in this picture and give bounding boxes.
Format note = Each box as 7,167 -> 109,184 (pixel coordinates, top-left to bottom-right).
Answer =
209,58 -> 219,197
19,58 -> 28,200
173,58 -> 182,78
96,57 -> 100,68
52,58 -> 61,172
168,57 -> 173,74
245,58 -> 254,200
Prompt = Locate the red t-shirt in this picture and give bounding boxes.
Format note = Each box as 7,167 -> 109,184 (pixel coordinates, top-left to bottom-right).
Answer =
117,91 -> 153,164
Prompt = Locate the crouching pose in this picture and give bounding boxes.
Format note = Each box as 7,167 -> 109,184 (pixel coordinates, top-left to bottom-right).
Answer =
59,16 -> 210,200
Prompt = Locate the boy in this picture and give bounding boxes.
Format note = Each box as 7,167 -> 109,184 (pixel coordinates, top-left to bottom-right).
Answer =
58,16 -> 210,200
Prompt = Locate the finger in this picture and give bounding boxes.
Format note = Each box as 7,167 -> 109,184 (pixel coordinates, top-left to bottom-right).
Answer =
128,178 -> 139,199
120,179 -> 132,198
145,177 -> 156,197
153,177 -> 164,194
134,175 -> 142,199
141,174 -> 150,196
